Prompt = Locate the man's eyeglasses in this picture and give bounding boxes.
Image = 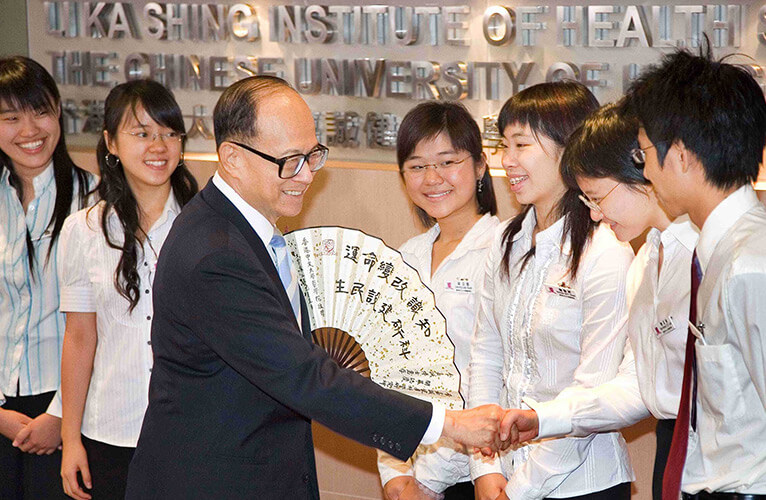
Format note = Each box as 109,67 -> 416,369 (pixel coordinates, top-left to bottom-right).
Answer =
231,141 -> 329,179
578,182 -> 620,215
401,156 -> 472,178
630,141 -> 667,166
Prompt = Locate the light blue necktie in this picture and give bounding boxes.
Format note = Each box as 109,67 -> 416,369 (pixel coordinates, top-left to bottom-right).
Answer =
269,232 -> 301,325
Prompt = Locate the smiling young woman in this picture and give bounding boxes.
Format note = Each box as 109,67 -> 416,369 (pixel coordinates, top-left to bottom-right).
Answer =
53,80 -> 198,500
469,81 -> 636,500
0,56 -> 94,500
377,101 -> 499,500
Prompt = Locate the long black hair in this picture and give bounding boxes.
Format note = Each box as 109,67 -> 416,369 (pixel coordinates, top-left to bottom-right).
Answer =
497,81 -> 599,281
0,56 -> 90,272
396,101 -> 497,227
95,79 -> 198,312
561,102 -> 645,188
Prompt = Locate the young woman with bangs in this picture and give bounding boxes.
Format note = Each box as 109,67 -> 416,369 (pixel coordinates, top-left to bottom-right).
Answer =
55,80 -> 198,500
500,103 -> 697,500
377,101 -> 499,500
0,56 -> 94,500
468,82 -> 635,500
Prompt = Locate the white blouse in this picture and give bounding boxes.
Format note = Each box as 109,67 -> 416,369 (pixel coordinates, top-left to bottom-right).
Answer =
469,209 -> 635,500
378,213 -> 500,492
526,218 -> 697,441
49,193 -> 180,447
628,217 -> 697,419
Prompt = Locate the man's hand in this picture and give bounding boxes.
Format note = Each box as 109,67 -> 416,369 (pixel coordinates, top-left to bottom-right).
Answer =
501,409 -> 539,445
13,413 -> 62,455
0,408 -> 32,441
443,405 -> 514,453
61,439 -> 92,500
474,473 -> 507,500
476,408 -> 540,456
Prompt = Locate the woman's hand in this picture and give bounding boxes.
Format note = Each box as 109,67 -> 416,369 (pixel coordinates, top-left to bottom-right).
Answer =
0,408 -> 32,441
383,477 -> 443,500
399,479 -> 443,500
474,473 -> 508,500
61,439 -> 92,500
12,413 -> 62,454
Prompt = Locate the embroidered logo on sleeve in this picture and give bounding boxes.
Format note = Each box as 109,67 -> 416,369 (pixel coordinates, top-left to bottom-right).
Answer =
545,282 -> 577,300
653,316 -> 675,337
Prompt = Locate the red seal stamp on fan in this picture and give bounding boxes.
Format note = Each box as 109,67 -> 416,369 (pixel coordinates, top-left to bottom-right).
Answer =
321,239 -> 335,255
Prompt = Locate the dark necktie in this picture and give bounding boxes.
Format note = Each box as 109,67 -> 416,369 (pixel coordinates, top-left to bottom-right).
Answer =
662,250 -> 703,500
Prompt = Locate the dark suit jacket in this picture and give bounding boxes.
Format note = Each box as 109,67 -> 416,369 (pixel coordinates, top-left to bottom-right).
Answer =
125,181 -> 433,499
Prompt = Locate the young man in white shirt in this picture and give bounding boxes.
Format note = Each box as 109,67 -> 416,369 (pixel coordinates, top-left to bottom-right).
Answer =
623,49 -> 766,499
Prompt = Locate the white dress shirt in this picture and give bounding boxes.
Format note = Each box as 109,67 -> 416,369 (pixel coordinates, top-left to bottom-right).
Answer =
377,213 -> 500,492
529,218 -> 698,440
211,173 -> 446,444
469,209 -> 635,500
48,193 -> 180,447
682,184 -> 766,494
529,340 -> 648,439
0,163 -> 94,404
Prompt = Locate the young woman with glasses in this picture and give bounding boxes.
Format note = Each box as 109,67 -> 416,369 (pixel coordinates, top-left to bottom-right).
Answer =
54,79 -> 197,500
562,103 -> 697,500
0,55 -> 94,500
377,101 -> 498,500
469,82 -> 636,500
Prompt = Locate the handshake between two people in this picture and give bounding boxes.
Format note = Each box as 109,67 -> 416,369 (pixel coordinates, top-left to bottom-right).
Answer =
441,406 -> 540,456
382,407 -> 541,500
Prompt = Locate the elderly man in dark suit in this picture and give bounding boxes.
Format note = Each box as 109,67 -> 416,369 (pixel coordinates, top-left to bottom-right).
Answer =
125,76 -> 512,499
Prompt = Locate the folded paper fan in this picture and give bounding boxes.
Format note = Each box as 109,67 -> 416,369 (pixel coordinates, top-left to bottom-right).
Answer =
285,227 -> 464,410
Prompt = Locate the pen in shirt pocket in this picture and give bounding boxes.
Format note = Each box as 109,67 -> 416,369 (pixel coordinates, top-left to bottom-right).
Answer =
688,320 -> 707,345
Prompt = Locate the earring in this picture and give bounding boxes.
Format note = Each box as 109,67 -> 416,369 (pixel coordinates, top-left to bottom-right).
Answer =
477,178 -> 483,194
104,153 -> 120,168
177,152 -> 186,169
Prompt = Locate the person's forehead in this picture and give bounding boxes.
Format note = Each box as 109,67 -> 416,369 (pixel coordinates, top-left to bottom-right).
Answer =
578,176 -> 611,193
411,132 -> 457,154
0,99 -> 31,113
253,92 -> 316,147
0,99 -> 15,112
0,94 -> 57,113
503,122 -> 532,136
256,90 -> 308,121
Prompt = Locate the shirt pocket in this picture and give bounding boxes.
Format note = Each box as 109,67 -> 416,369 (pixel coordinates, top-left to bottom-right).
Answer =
695,343 -> 747,423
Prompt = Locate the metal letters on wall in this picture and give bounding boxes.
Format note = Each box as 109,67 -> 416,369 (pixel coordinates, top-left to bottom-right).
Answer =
29,1 -> 766,155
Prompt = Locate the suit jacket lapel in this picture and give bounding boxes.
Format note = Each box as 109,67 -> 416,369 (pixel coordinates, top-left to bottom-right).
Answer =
200,181 -> 301,331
